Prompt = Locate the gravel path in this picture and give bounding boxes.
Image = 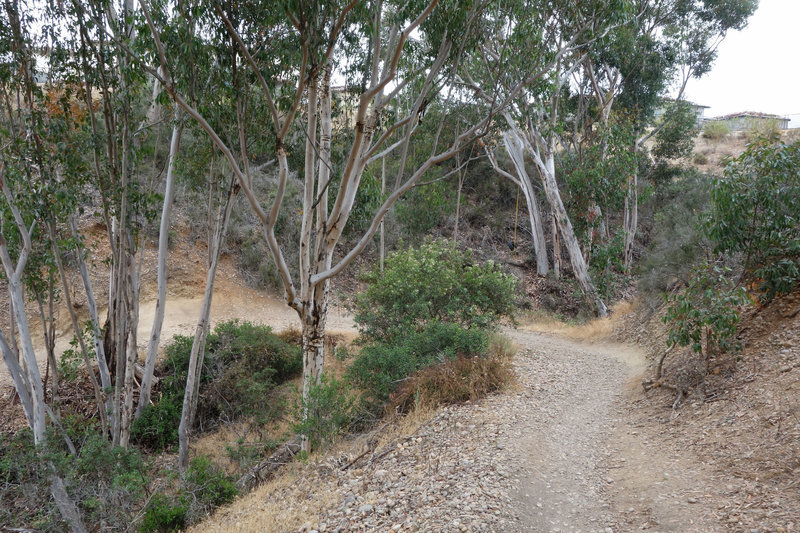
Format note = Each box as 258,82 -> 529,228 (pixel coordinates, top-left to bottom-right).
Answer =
196,328 -> 724,533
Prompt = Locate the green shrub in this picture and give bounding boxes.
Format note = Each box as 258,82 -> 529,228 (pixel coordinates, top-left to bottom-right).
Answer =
702,121 -> 729,140
132,321 -> 302,451
293,374 -> 357,449
140,494 -> 187,533
589,231 -> 627,300
395,179 -> 454,237
131,393 -> 183,451
132,334 -> 194,451
139,457 -> 236,532
638,169 -> 712,298
708,139 -> 800,300
182,456 -> 237,520
352,239 -> 517,343
207,320 -> 302,381
663,261 -> 751,357
745,118 -> 781,142
347,322 -> 490,406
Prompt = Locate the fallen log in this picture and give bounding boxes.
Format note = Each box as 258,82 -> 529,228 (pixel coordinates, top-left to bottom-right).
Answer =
236,435 -> 302,492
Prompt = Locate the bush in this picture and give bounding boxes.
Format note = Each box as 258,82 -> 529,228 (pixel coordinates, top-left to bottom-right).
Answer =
131,393 -> 183,451
389,334 -> 514,413
663,261 -> 751,357
746,118 -> 781,142
352,239 -> 517,343
140,494 -> 187,533
708,139 -> 800,300
183,456 -> 238,517
589,230 -> 627,300
1,426 -> 152,531
395,179 -> 454,237
638,169 -> 712,297
348,322 -> 491,407
702,121 -> 729,140
692,152 -> 709,165
293,374 -> 357,449
132,321 -> 302,451
139,457 -> 236,532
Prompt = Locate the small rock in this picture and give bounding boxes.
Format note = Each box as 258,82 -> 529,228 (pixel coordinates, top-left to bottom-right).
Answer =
688,497 -> 699,504
359,504 -> 374,514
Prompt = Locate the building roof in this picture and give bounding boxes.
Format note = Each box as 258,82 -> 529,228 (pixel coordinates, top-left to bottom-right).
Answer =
711,111 -> 790,121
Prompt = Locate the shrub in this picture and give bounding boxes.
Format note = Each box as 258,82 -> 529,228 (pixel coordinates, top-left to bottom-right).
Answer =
139,457 -> 236,532
347,322 -> 491,407
183,456 -> 238,517
389,334 -> 514,413
745,117 -> 780,142
708,139 -> 800,300
395,179 -> 454,237
201,320 -> 301,423
131,393 -> 183,451
638,170 -> 712,297
692,152 -> 709,165
702,121 -> 729,140
352,239 -> 517,343
140,494 -> 187,533
663,261 -> 751,357
293,374 -> 357,449
589,230 -> 627,300
132,321 -> 302,451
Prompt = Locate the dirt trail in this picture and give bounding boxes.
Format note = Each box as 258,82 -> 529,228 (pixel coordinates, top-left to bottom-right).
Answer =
192,327 -> 729,533
0,279 -> 355,389
504,329 -> 720,532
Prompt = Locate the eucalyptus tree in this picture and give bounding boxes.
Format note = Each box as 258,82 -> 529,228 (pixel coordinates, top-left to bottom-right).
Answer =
477,0 -> 635,316
55,0 -> 172,448
135,0 -> 578,455
578,0 -> 757,268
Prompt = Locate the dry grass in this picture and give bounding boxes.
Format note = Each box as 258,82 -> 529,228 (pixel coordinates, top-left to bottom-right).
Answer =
187,403 -> 437,533
389,333 -> 516,414
521,300 -> 636,341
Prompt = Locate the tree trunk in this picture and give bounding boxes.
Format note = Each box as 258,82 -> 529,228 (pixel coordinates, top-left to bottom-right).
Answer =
503,131 -> 548,275
623,167 -> 638,270
551,212 -> 561,279
380,155 -> 386,271
6,277 -> 46,442
178,179 -> 238,468
50,224 -> 108,434
528,135 -> 608,317
49,470 -> 88,533
453,162 -> 464,245
300,286 -> 328,453
69,215 -> 113,433
137,116 -> 184,418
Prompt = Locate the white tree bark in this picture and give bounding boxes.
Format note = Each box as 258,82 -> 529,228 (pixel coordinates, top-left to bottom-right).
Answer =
501,121 -> 608,317
502,131 -> 549,275
0,169 -> 46,443
137,112 -> 184,418
177,178 -> 238,467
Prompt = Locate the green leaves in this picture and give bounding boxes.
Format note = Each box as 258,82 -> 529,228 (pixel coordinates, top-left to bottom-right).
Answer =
352,238 -> 517,344
663,261 -> 750,356
708,139 -> 800,300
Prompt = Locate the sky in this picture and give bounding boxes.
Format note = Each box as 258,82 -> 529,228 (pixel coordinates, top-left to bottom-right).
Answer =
682,0 -> 800,127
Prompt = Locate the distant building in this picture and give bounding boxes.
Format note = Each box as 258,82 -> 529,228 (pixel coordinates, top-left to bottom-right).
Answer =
652,99 -> 710,124
708,111 -> 790,131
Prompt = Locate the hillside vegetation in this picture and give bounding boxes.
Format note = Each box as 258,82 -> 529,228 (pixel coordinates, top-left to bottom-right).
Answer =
6,0 -> 800,531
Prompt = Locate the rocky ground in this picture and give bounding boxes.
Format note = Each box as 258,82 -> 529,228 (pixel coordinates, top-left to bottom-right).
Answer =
192,327 -> 757,533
